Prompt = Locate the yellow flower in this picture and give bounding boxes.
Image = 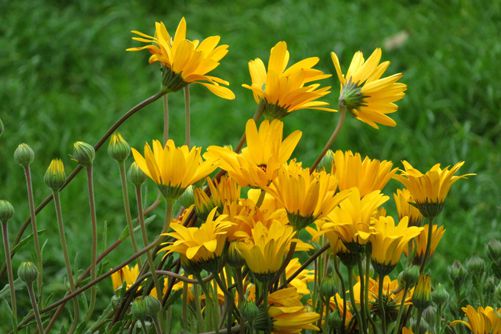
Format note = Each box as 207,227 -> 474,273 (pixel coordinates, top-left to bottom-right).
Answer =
370,216 -> 423,274
450,305 -> 501,334
242,41 -> 334,119
236,220 -> 294,280
412,275 -> 431,310
328,294 -> 354,330
323,188 -> 389,251
161,208 -> 232,268
132,139 -> 216,199
205,119 -> 302,188
193,175 -> 241,220
331,150 -> 397,197
127,18 -> 235,99
265,160 -> 349,230
268,287 -> 320,333
111,264 -> 140,291
285,258 -> 314,296
406,224 -> 445,264
394,189 -> 424,226
396,161 -> 474,217
330,48 -> 406,128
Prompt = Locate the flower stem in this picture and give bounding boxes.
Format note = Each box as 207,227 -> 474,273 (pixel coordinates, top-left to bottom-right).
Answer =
23,166 -> 43,301
26,281 -> 44,334
85,165 -> 98,320
310,106 -> 347,172
163,93 -> 169,142
53,191 -> 79,333
334,259 -> 347,334
119,162 -> 140,264
419,218 -> 435,273
1,222 -> 17,332
356,258 -> 368,334
163,199 -> 174,233
393,285 -> 409,334
347,265 -> 364,334
378,273 -> 387,333
184,85 -> 191,147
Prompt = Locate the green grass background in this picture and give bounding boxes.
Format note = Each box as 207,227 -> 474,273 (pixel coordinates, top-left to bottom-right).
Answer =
1,0 -> 500,330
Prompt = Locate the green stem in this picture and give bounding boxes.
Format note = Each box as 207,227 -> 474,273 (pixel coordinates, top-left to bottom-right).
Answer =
53,192 -> 79,333
152,316 -> 162,334
357,259 -> 367,334
194,282 -> 203,333
393,286 -> 409,334
1,222 -> 17,332
378,273 -> 387,333
26,282 -> 44,334
261,281 -> 270,334
184,85 -> 191,147
419,218 -> 435,273
119,162 -> 140,264
23,166 -> 43,301
334,259 -> 346,334
85,165 -> 98,320
163,199 -> 174,233
347,266 -> 364,334
163,93 -> 169,142
415,308 -> 423,334
310,105 -> 347,172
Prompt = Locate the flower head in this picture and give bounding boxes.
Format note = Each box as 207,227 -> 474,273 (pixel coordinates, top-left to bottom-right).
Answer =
331,48 -> 406,128
412,275 -> 431,310
407,224 -> 445,264
205,119 -> 301,188
394,188 -> 424,226
450,305 -> 501,334
44,159 -> 66,191
132,139 -> 216,199
242,41 -> 334,119
111,264 -> 140,291
127,18 -> 234,99
193,175 -> 241,220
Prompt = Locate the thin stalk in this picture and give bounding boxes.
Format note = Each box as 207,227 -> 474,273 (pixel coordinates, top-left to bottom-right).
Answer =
365,249 -> 375,331
184,85 -> 191,147
1,222 -> 17,332
419,218 -> 435,273
393,285 -> 409,334
182,282 -> 188,327
163,93 -> 169,142
152,316 -> 162,334
261,281 -> 270,334
281,243 -> 330,289
378,273 -> 387,333
140,319 -> 148,334
26,282 -> 44,334
334,259 -> 347,334
356,259 -> 367,334
119,162 -> 140,264
415,308 -> 424,334
2,90 -> 166,279
347,266 -> 364,334
163,199 -> 174,233
255,189 -> 266,207
194,282 -> 203,332
23,166 -> 43,300
310,106 -> 347,172
85,165 -> 98,320
53,191 -> 79,333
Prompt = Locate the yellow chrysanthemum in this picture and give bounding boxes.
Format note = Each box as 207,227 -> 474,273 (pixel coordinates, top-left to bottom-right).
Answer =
267,287 -> 320,333
412,275 -> 431,310
370,216 -> 423,273
193,175 -> 241,220
406,224 -> 445,264
394,188 -> 424,226
285,258 -> 315,296
331,150 -> 397,197
266,160 -> 349,230
242,41 -> 334,119
205,119 -> 302,188
132,139 -> 216,200
323,188 -> 389,251
236,221 -> 295,280
161,208 -> 232,267
450,305 -> 501,334
111,264 -> 140,291
127,18 -> 235,99
330,48 -> 406,128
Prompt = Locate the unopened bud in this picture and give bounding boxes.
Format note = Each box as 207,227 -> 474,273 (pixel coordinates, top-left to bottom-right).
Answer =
448,261 -> 467,287
0,200 -> 15,223
72,141 -> 95,166
44,159 -> 66,191
128,162 -> 147,186
412,275 -> 431,311
178,186 -> 194,208
431,283 -> 449,306
318,150 -> 334,171
240,300 -> 260,322
320,277 -> 338,298
18,261 -> 38,284
495,282 -> 501,304
131,297 -> 148,320
0,117 -> 4,137
487,239 -> 501,261
108,132 -> 130,162
398,265 -> 419,288
327,311 -> 343,329
227,242 -> 245,267
14,143 -> 34,167
465,256 -> 485,276
143,295 -> 161,317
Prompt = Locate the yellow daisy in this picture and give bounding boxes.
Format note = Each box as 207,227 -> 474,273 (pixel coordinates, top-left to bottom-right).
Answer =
132,139 -> 216,200
193,175 -> 241,220
406,224 -> 445,265
450,305 -> 501,334
394,188 -> 424,226
111,264 -> 140,291
242,41 -> 334,119
331,48 -> 406,128
127,17 -> 235,99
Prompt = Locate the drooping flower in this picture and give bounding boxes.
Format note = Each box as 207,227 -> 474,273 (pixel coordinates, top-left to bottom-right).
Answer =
330,48 -> 406,128
132,139 -> 216,200
450,305 -> 501,334
406,224 -> 445,265
396,161 -> 474,217
127,18 -> 235,99
394,188 -> 424,226
205,119 -> 301,188
242,41 -> 334,119
331,150 -> 397,197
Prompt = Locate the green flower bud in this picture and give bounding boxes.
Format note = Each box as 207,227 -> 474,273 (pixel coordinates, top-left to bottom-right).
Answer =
431,283 -> 449,306
398,265 -> 419,288
14,143 -> 34,167
72,141 -> 95,166
0,200 -> 15,223
44,159 -> 66,191
412,275 -> 431,311
18,261 -> 38,284
484,276 -> 496,295
131,297 -> 148,320
448,261 -> 466,288
320,277 -> 338,298
494,282 -> 501,304
317,149 -> 334,171
465,256 -> 485,276
240,300 -> 260,322
487,239 -> 501,262
108,132 -> 130,162
0,117 -> 4,137
128,162 -> 147,186
253,305 -> 273,332
143,295 -> 161,317
327,311 -> 343,329
227,242 -> 245,267
178,186 -> 194,208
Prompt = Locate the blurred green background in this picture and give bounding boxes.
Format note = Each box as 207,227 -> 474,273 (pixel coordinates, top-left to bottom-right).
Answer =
1,0 -> 500,330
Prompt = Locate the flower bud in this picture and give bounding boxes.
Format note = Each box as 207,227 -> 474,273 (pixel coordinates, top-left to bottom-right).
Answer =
44,159 -> 66,191
320,277 -> 338,298
14,143 -> 34,167
465,256 -> 485,276
0,200 -> 15,223
131,297 -> 148,320
327,311 -> 343,329
448,261 -> 466,288
487,239 -> 501,262
18,261 -> 38,284
412,275 -> 431,311
398,265 -> 419,288
494,282 -> 501,304
484,276 -> 496,295
178,186 -> 194,208
143,295 -> 161,317
317,150 -> 334,171
108,132 -> 130,162
72,141 -> 95,166
128,162 -> 147,186
431,283 -> 449,306
240,300 -> 260,322
227,242 -> 245,267
0,117 -> 4,137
